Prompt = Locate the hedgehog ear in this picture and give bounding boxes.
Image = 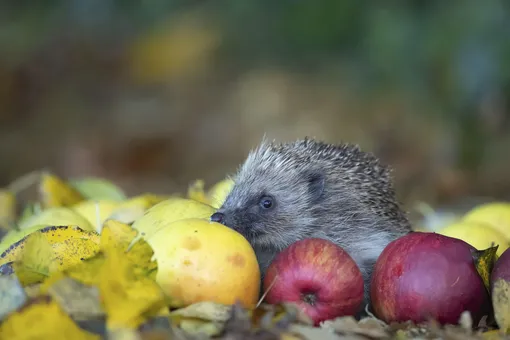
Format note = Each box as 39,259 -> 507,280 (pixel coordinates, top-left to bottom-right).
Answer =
305,171 -> 325,202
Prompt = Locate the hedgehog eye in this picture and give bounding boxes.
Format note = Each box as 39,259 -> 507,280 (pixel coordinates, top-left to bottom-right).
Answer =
259,196 -> 274,210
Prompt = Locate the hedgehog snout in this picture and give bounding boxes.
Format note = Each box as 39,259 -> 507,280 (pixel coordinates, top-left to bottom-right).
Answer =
210,212 -> 224,223
210,210 -> 245,234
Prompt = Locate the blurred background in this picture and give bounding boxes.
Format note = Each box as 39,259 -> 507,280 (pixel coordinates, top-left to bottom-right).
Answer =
1,1 -> 510,219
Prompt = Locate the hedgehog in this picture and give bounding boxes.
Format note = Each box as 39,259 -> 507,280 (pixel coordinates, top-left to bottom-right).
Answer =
210,137 -> 412,310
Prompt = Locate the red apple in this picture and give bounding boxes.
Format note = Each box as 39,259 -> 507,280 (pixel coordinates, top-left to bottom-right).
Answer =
371,232 -> 491,326
263,238 -> 364,326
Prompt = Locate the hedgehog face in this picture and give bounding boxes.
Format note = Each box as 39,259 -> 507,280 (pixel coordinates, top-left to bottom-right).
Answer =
210,164 -> 326,251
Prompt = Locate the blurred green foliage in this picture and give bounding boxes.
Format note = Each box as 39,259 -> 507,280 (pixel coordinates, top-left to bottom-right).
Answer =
2,1 -> 508,103
0,0 -> 509,189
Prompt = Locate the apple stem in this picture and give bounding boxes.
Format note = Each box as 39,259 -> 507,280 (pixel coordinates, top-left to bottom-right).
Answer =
302,293 -> 317,306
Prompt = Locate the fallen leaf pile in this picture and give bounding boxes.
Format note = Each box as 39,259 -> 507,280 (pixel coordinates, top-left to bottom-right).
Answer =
0,171 -> 510,339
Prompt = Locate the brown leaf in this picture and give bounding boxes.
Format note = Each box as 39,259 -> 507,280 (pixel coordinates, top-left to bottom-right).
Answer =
170,301 -> 232,322
46,276 -> 104,321
321,316 -> 389,338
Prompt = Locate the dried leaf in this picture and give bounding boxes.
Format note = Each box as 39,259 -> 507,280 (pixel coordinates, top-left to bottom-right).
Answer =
0,226 -> 101,279
169,301 -> 232,337
170,301 -> 232,322
39,172 -> 85,208
0,224 -> 48,255
101,220 -> 157,275
180,318 -> 225,337
492,278 -> 510,333
107,194 -> 168,225
179,319 -> 223,336
24,283 -> 43,299
0,275 -> 27,320
12,230 -> 54,285
69,177 -> 127,201
99,245 -> 167,330
321,316 -> 388,338
0,295 -> 100,339
139,316 -> 171,334
17,206 -> 95,232
100,220 -> 139,252
472,245 -> 499,292
40,253 -> 106,292
287,324 -> 344,340
71,200 -> 122,233
47,276 -> 104,321
222,301 -> 253,334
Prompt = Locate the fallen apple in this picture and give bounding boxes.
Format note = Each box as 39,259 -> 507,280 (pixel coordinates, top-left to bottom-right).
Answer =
131,197 -> 216,240
371,232 -> 491,326
148,218 -> 261,309
438,220 -> 509,256
463,202 -> 510,242
263,238 -> 364,326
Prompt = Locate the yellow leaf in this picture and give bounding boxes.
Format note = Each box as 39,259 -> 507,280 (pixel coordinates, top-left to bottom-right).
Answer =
0,295 -> 100,339
39,172 -> 85,208
18,206 -> 95,232
100,220 -> 138,252
472,245 -> 499,292
12,231 -> 54,286
99,245 -> 167,330
0,189 -> 16,231
0,224 -> 48,255
71,200 -> 122,233
107,194 -> 169,225
40,255 -> 106,293
0,226 -> 101,275
68,177 -> 127,201
187,179 -> 209,205
101,220 -> 157,275
492,278 -> 510,334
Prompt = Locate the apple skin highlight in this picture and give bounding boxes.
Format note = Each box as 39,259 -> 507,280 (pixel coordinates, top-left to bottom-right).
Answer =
263,238 -> 364,326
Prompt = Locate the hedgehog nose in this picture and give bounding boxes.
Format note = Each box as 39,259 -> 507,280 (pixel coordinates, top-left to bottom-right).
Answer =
210,212 -> 225,224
